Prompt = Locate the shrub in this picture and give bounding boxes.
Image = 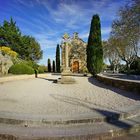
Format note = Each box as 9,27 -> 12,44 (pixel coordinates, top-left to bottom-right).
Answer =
38,68 -> 44,73
82,66 -> 88,73
130,58 -> 140,75
0,46 -> 18,58
37,65 -> 47,73
9,63 -> 34,74
25,60 -> 39,69
38,67 -> 44,73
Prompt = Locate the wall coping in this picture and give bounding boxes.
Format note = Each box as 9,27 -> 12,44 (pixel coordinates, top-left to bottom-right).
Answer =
97,74 -> 140,84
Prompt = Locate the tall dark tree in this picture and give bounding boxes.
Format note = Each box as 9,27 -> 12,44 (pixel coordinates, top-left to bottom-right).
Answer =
52,60 -> 55,72
47,58 -> 51,72
0,18 -> 21,52
56,44 -> 60,72
86,14 -> 103,75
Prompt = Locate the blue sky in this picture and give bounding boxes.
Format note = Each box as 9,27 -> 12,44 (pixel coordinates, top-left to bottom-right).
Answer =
0,0 -> 130,65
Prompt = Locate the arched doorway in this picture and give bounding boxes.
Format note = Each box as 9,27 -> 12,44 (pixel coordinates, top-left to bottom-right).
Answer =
72,61 -> 79,73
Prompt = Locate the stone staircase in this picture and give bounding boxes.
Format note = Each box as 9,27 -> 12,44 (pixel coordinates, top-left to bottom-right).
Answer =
0,109 -> 140,140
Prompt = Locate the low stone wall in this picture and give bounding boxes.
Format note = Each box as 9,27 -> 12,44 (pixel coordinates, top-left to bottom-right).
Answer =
96,74 -> 140,93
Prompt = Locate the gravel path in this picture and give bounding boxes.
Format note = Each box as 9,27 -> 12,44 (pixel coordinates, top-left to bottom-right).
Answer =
0,74 -> 140,117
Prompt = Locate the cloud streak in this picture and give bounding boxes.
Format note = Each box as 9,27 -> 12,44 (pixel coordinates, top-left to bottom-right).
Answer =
0,0 -> 129,65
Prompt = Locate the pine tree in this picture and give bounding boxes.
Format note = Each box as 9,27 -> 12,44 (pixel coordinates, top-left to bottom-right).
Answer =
0,18 -> 42,61
56,44 -> 60,73
86,14 -> 103,75
53,60 -> 55,72
48,58 -> 51,72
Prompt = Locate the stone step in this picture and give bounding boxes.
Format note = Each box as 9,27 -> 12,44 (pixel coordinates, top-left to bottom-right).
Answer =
0,115 -> 140,140
0,107 -> 140,127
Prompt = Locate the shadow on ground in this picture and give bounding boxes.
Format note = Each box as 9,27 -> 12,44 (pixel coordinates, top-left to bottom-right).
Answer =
88,76 -> 140,101
50,94 -> 132,129
37,77 -> 58,83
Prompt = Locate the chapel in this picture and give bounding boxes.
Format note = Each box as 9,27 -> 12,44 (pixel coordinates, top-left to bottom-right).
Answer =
61,32 -> 87,73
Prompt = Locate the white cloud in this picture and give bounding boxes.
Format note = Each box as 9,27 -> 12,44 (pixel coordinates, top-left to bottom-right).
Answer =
79,32 -> 89,40
16,0 -> 35,7
2,0 -> 128,65
34,33 -> 61,49
101,27 -> 111,35
39,1 -> 90,29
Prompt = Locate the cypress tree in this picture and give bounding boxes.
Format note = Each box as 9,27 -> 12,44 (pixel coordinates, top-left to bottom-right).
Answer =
56,44 -> 60,73
86,14 -> 103,75
48,58 -> 51,72
53,60 -> 55,72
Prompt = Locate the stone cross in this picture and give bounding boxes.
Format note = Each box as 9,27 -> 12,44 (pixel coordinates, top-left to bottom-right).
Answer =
57,33 -> 75,84
62,33 -> 71,72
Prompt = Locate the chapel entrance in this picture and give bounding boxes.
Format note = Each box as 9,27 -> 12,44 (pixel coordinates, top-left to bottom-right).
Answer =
72,61 -> 79,73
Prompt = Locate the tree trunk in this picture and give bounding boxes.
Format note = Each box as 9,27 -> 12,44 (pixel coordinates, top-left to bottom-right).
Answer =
115,65 -> 119,73
126,62 -> 130,75
113,65 -> 115,73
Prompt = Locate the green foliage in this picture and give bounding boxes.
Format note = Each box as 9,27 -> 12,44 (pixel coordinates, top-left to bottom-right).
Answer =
24,60 -> 39,69
82,66 -> 88,73
86,14 -> 103,75
0,18 -> 43,61
0,18 -> 21,51
102,63 -> 107,70
38,67 -> 44,73
56,44 -> 60,72
48,58 -> 51,72
38,65 -> 46,73
110,0 -> 139,73
53,60 -> 55,72
20,35 -> 43,61
8,63 -> 34,75
130,57 -> 140,75
0,46 -> 18,58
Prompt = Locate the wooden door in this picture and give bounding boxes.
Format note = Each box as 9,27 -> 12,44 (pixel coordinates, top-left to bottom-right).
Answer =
72,61 -> 79,73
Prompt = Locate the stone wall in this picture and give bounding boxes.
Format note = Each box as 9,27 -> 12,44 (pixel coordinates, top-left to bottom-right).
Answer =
0,51 -> 13,76
96,74 -> 140,93
69,33 -> 87,73
61,33 -> 87,73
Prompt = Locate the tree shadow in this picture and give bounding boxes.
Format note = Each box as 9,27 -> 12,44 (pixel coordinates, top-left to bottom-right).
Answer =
50,94 -> 132,128
37,77 -> 57,83
88,76 -> 140,101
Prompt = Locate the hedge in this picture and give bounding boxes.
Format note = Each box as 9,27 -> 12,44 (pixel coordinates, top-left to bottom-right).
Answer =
9,63 -> 34,75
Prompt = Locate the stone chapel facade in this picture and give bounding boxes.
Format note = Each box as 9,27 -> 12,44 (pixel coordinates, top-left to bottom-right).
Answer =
61,32 -> 87,73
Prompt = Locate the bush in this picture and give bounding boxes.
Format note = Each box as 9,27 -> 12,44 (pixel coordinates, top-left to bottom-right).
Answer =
0,46 -> 18,58
119,64 -> 127,73
38,67 -> 44,73
38,65 -> 46,73
21,60 -> 39,69
9,63 -> 34,74
130,58 -> 140,75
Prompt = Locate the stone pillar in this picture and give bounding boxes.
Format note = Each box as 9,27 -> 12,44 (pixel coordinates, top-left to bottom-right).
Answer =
57,33 -> 75,84
61,34 -> 71,74
65,43 -> 69,68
